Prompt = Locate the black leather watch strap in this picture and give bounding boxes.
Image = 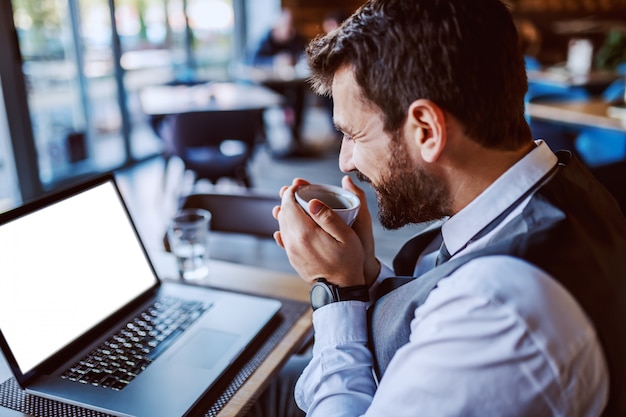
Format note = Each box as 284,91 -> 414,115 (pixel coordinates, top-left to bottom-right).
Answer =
334,281 -> 370,302
310,278 -> 369,311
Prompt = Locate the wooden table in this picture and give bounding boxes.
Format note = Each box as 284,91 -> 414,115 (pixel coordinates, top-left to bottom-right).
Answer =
0,255 -> 312,417
232,64 -> 324,157
139,81 -> 285,116
232,63 -> 310,86
526,69 -> 621,95
526,98 -> 626,133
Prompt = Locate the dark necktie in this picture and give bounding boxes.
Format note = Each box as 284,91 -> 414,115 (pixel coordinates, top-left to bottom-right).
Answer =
392,227 -> 442,276
375,227 -> 445,302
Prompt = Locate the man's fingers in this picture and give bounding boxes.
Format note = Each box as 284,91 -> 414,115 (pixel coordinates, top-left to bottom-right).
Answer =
273,231 -> 284,248
343,175 -> 367,205
308,199 -> 353,243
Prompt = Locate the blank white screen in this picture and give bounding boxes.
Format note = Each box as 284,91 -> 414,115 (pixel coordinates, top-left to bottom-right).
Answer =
0,181 -> 157,374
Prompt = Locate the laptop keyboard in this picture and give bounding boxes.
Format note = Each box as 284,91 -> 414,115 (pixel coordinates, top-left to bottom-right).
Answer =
61,296 -> 211,390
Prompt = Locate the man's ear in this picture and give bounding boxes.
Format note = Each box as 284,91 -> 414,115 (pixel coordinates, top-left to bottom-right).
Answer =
406,99 -> 446,163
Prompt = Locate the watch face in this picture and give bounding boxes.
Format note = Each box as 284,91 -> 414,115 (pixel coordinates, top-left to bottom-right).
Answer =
310,282 -> 334,310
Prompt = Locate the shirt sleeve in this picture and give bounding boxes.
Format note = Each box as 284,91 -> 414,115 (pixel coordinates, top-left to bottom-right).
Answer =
294,260 -> 394,414
295,257 -> 608,417
295,301 -> 376,416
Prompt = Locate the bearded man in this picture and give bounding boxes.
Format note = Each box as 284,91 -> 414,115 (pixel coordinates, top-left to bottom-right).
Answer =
269,1 -> 626,416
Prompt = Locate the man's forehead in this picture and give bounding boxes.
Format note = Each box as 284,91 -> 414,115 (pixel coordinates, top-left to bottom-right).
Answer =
331,66 -> 376,116
331,65 -> 358,95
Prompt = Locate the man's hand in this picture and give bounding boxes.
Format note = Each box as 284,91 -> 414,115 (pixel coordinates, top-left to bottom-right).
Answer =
341,176 -> 380,287
273,176 -> 379,288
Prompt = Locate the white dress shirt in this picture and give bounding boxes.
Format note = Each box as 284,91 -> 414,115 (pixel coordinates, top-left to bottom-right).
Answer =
295,141 -> 609,416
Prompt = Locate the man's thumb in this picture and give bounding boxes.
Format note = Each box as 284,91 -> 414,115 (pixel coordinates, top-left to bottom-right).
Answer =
308,199 -> 326,215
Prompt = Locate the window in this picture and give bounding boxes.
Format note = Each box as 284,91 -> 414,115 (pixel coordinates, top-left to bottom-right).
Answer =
4,0 -> 238,195
0,77 -> 20,211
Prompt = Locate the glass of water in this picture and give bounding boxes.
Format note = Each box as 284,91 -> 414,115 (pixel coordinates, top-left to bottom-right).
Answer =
167,208 -> 211,281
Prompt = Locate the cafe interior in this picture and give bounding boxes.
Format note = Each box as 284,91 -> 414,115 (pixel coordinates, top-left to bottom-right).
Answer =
2,0 -> 626,232
0,0 -> 625,414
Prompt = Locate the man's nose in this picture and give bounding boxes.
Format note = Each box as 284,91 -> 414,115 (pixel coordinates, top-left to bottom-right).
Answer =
338,139 -> 355,173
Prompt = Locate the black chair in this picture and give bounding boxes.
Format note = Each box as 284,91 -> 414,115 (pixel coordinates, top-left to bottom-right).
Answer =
158,109 -> 265,188
181,191 -> 281,238
163,191 -> 281,252
148,78 -> 211,140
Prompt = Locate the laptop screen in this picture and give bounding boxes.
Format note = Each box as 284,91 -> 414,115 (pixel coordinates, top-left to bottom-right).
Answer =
0,179 -> 158,375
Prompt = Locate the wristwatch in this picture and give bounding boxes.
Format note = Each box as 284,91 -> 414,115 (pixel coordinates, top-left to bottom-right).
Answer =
309,278 -> 370,311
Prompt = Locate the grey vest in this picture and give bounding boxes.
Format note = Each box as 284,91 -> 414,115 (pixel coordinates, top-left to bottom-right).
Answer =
368,152 -> 626,416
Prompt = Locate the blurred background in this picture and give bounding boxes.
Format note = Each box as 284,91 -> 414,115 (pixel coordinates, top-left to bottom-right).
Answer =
1,0 -> 625,213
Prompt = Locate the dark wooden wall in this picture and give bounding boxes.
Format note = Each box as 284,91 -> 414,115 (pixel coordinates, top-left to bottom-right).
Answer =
283,0 -> 626,67
281,0 -> 363,40
508,0 -> 626,64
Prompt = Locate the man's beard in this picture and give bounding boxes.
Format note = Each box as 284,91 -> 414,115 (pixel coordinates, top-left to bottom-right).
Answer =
356,134 -> 451,229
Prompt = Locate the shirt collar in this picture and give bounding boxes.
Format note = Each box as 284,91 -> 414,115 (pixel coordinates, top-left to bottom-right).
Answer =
441,140 -> 558,256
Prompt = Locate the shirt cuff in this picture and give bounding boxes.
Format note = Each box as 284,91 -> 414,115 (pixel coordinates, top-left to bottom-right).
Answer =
312,301 -> 368,355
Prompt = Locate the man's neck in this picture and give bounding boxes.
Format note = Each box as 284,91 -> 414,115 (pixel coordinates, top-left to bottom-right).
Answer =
445,139 -> 536,214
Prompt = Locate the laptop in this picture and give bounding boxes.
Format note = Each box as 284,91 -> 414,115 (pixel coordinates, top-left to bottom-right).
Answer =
0,174 -> 282,417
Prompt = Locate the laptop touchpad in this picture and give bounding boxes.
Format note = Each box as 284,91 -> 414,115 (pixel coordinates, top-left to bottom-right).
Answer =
175,329 -> 240,369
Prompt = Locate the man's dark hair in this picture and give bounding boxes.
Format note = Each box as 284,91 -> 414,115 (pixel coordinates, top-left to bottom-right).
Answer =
307,0 -> 532,150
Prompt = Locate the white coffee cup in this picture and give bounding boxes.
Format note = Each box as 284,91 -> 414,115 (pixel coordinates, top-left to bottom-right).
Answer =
295,184 -> 360,226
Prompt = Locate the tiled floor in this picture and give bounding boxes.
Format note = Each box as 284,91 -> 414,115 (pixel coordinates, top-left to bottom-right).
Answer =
115,103 -> 424,275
